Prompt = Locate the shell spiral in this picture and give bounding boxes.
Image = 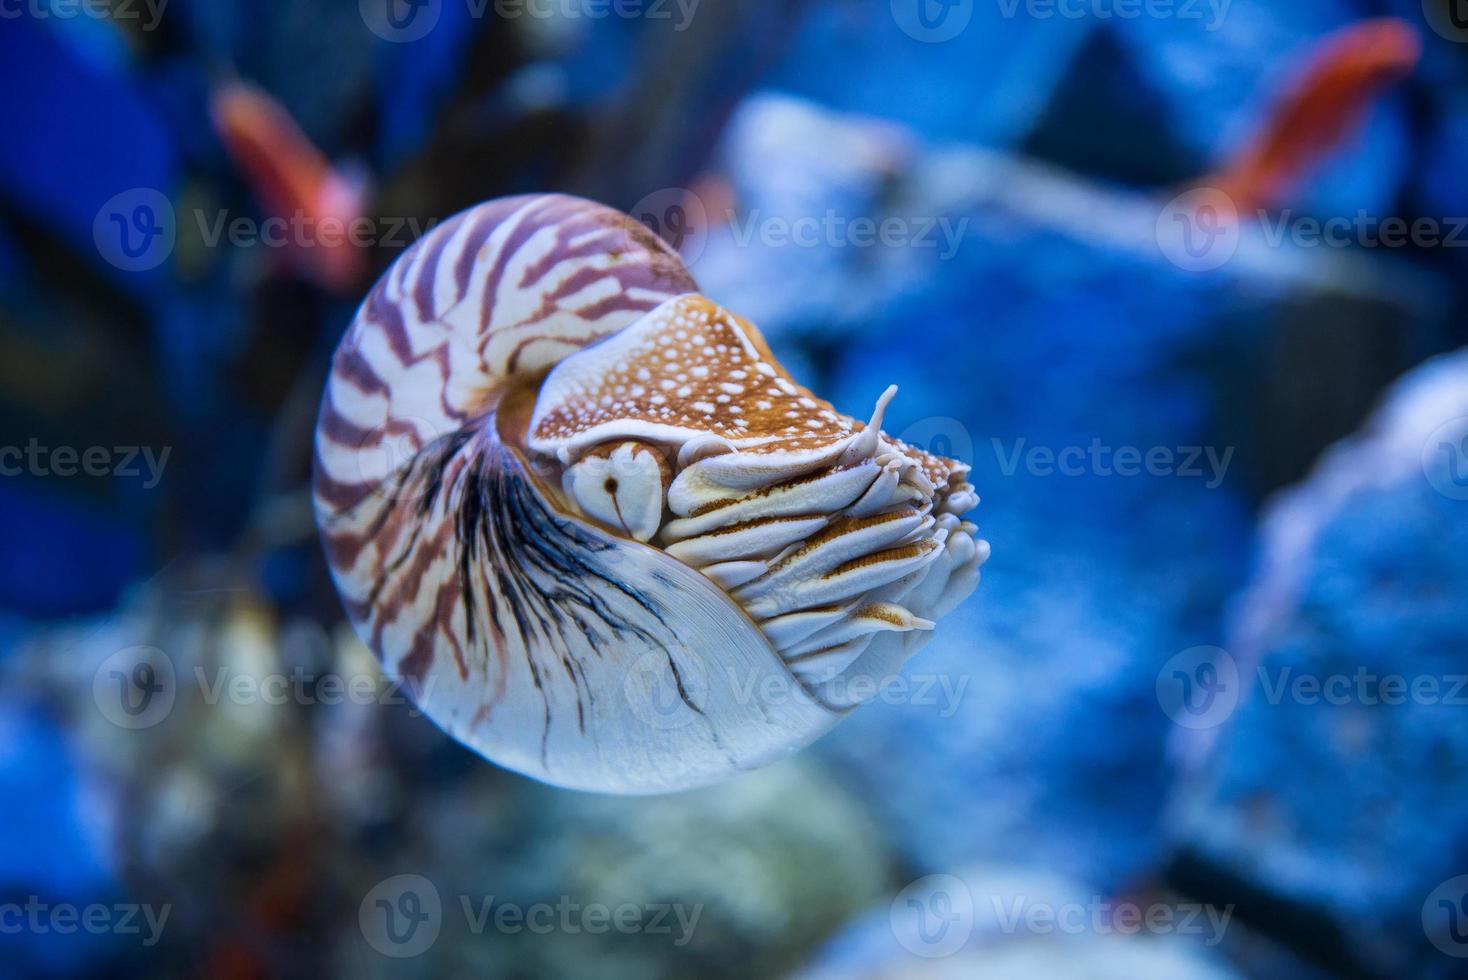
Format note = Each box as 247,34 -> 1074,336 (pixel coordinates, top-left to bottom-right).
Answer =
314,194 -> 987,793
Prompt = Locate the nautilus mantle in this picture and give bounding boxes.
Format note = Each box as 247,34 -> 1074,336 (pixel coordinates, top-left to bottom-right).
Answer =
313,194 -> 988,793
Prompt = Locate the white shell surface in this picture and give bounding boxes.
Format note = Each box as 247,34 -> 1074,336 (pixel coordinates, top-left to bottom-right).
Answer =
313,194 -> 986,793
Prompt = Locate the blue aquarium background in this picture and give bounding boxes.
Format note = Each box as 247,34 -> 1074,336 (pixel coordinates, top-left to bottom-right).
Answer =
3,1 -> 1468,977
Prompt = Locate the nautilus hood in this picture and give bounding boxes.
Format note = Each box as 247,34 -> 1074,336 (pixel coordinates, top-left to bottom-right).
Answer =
313,193 -> 986,793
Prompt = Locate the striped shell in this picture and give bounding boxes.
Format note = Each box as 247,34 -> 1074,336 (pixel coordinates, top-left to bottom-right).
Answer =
314,194 -> 987,793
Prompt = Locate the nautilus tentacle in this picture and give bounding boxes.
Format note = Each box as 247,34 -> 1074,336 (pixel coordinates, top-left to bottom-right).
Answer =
314,194 -> 987,793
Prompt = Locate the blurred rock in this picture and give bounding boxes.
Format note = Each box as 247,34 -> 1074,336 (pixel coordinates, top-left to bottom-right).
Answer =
696,92 -> 1447,893
15,563 -> 889,979
796,866 -> 1243,980
1170,348 -> 1468,978
362,760 -> 890,979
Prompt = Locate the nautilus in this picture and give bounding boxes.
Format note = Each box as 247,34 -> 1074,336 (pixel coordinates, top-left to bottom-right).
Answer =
314,194 -> 987,793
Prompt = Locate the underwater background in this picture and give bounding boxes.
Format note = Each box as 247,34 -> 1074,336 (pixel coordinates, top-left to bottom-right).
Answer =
3,0 -> 1468,976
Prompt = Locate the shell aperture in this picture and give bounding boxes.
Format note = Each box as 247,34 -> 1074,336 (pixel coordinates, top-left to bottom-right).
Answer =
527,294 -> 986,697
314,194 -> 986,793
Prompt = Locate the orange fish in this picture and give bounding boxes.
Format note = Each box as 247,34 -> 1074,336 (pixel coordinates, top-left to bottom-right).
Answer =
1208,18 -> 1420,215
211,81 -> 369,293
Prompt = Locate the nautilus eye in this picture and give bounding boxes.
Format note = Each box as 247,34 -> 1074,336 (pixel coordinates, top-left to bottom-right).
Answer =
314,193 -> 987,794
561,441 -> 670,543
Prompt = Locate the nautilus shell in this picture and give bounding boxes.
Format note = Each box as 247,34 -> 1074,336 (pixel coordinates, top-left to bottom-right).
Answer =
314,194 -> 988,793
